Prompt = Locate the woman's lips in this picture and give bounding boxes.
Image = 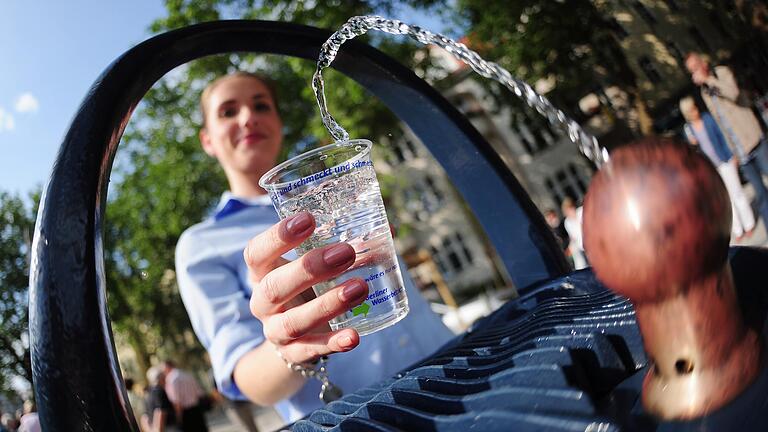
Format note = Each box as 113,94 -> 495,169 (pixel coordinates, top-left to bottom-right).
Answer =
240,132 -> 267,145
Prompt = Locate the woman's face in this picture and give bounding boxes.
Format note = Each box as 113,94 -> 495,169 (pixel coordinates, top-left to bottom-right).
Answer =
200,75 -> 283,178
686,106 -> 701,121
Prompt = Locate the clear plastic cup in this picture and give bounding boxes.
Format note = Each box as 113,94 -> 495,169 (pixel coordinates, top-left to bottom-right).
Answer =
259,139 -> 409,336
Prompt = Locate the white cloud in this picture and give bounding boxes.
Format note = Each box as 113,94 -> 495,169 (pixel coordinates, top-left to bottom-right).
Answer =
0,108 -> 15,132
14,93 -> 39,114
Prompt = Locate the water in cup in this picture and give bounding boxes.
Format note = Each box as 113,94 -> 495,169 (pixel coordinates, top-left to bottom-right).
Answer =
261,140 -> 409,336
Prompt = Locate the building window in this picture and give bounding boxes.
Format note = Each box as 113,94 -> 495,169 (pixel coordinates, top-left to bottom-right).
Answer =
688,26 -> 711,52
404,175 -> 445,218
390,144 -> 406,163
430,245 -> 447,274
419,176 -> 443,213
519,132 -> 536,155
546,164 -> 589,206
631,0 -> 656,26
516,107 -> 556,156
638,56 -> 662,84
431,232 -> 477,280
568,163 -> 588,192
455,232 -> 474,264
443,237 -> 464,272
403,138 -> 419,157
424,176 -> 444,203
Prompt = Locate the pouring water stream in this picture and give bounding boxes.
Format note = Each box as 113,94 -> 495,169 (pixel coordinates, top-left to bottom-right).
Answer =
312,15 -> 607,166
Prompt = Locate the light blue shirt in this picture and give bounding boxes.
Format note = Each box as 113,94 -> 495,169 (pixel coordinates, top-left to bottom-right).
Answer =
175,193 -> 455,422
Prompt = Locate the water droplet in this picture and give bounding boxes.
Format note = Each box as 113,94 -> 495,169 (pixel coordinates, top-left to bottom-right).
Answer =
319,154 -> 328,160
140,271 -> 148,279
354,145 -> 362,151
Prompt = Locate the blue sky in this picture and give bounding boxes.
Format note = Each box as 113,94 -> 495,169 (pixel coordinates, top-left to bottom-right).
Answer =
0,1 -> 167,195
0,1 -> 454,197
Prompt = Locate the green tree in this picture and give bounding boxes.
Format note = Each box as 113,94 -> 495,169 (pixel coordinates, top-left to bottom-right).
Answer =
104,0 -> 448,377
0,190 -> 40,401
455,0 -> 650,135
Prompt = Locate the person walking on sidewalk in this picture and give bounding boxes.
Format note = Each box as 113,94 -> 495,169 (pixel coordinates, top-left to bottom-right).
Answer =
680,97 -> 755,240
686,52 -> 768,224
162,361 -> 209,432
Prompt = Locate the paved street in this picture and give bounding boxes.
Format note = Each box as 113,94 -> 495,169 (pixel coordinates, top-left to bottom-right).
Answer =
207,405 -> 285,432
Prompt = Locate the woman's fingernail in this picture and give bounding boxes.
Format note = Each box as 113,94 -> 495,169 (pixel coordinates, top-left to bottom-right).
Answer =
339,335 -> 354,349
340,280 -> 368,302
323,244 -> 354,267
286,212 -> 312,236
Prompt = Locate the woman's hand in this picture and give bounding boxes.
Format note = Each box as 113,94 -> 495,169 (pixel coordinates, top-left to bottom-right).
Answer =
244,211 -> 369,364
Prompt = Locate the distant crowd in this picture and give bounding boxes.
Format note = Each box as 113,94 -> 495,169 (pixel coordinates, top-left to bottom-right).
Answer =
125,359 -> 260,432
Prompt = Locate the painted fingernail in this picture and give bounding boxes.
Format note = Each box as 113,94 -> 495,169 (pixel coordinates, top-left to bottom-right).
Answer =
286,212 -> 312,236
339,335 -> 354,349
339,279 -> 368,302
323,244 -> 354,267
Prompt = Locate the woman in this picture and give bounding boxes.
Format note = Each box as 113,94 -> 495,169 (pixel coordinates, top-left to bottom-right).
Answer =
175,71 -> 454,423
680,96 -> 755,240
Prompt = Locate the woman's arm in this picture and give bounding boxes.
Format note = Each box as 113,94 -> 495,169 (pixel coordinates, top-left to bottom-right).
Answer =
175,227 -> 279,402
233,342 -> 306,405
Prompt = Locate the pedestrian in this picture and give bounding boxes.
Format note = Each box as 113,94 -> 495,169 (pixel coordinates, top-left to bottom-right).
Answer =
544,208 -> 570,253
143,366 -> 180,432
161,361 -> 208,432
17,401 -> 39,432
561,198 -> 588,270
174,71 -> 454,424
685,52 -> 768,224
680,96 -> 755,240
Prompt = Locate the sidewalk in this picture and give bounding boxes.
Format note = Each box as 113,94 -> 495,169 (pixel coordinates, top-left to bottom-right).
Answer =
207,405 -> 285,432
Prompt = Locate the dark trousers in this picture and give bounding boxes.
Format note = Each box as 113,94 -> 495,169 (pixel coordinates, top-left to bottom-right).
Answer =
180,404 -> 209,432
740,139 -> 768,225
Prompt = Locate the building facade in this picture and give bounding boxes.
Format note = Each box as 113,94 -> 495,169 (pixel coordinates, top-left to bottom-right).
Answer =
593,1 -> 755,125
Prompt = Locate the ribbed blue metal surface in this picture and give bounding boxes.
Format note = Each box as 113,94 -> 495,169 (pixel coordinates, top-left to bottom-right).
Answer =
287,248 -> 768,431
288,271 -> 638,431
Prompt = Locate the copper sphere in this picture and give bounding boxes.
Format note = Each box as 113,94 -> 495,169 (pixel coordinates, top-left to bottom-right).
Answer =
583,138 -> 731,302
583,138 -> 762,420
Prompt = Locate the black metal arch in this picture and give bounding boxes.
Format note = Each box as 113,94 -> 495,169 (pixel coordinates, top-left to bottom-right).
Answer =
29,20 -> 568,431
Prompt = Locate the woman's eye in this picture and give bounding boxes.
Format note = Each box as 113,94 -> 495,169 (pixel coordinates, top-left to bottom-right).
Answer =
221,108 -> 237,118
254,102 -> 272,112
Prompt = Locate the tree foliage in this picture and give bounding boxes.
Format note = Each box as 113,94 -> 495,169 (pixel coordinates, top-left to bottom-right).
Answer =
455,0 -> 647,134
0,190 -> 39,401
458,0 -> 637,98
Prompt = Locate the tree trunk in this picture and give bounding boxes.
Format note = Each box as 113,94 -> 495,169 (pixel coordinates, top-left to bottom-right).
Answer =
125,325 -> 151,385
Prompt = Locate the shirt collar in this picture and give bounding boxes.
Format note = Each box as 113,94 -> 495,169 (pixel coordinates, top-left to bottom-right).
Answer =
214,192 -> 273,220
